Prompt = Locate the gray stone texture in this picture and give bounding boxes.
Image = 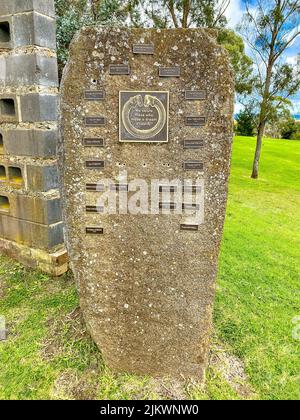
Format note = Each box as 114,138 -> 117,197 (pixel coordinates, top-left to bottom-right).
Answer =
60,28 -> 234,379
2,128 -> 58,158
0,193 -> 61,224
20,94 -> 58,122
0,214 -> 64,250
11,12 -> 56,49
0,94 -> 19,123
5,54 -> 59,87
0,0 -> 55,17
26,164 -> 59,192
0,17 -> 13,49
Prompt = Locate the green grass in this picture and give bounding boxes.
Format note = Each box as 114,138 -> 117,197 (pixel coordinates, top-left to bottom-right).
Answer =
0,136 -> 299,400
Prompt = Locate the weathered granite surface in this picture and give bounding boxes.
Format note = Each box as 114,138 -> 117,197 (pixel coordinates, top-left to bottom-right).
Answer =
60,27 -> 234,380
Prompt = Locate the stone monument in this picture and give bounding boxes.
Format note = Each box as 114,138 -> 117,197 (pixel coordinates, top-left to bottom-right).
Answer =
60,27 -> 234,379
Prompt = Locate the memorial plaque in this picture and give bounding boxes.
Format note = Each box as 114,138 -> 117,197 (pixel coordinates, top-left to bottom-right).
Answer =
133,44 -> 154,55
85,116 -> 106,127
159,67 -> 181,77
84,90 -> 105,101
159,186 -> 178,193
183,139 -> 204,150
110,184 -> 129,192
86,205 -> 104,213
183,161 -> 204,171
109,64 -> 130,75
159,202 -> 177,210
185,90 -> 206,100
186,116 -> 206,127
182,203 -> 200,211
85,160 -> 105,169
184,185 -> 202,194
86,227 -> 103,235
119,91 -> 169,143
83,138 -> 105,147
60,27 -> 234,381
180,224 -> 199,231
86,183 -> 105,191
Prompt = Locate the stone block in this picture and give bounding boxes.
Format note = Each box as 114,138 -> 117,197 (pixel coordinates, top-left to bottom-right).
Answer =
2,128 -> 58,158
0,16 -> 12,49
0,237 -> 68,276
0,214 -> 64,250
20,94 -> 58,122
0,0 -> 56,18
0,57 -> 6,85
0,93 -> 19,123
0,193 -> 61,224
5,54 -> 58,87
26,165 -> 59,192
12,12 -> 56,49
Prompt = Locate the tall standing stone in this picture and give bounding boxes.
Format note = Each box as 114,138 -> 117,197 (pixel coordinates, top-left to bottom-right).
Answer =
60,27 -> 234,379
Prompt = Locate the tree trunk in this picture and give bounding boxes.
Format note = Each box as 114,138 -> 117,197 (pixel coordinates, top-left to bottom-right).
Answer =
251,56 -> 273,179
251,120 -> 266,179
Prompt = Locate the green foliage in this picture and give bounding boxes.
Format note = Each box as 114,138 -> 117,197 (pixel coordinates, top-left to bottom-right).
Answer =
239,1 -> 300,122
140,0 -> 228,28
218,29 -> 254,95
279,116 -> 299,140
55,0 -> 134,76
236,107 -> 256,136
55,0 -> 89,76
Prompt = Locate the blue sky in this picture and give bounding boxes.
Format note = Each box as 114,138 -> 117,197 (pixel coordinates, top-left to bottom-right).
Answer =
225,0 -> 300,112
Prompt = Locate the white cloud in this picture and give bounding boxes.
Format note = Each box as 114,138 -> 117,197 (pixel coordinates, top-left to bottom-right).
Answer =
225,0 -> 244,29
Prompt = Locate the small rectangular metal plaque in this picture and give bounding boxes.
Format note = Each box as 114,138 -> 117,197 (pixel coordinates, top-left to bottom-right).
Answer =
85,116 -> 106,127
185,90 -> 206,100
109,64 -> 130,75
183,185 -> 202,194
159,202 -> 177,210
85,160 -> 105,169
84,90 -> 105,101
110,184 -> 129,192
180,224 -> 199,231
86,227 -> 104,235
159,186 -> 178,193
182,203 -> 200,210
183,161 -> 204,171
185,116 -> 206,127
86,205 -> 104,213
159,67 -> 181,77
183,139 -> 204,149
83,138 -> 105,147
86,183 -> 105,191
133,44 -> 154,55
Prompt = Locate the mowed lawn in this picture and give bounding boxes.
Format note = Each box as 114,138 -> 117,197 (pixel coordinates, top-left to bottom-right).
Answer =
0,136 -> 299,400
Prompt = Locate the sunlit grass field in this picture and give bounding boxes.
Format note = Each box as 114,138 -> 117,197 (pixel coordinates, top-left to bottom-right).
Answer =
0,136 -> 299,400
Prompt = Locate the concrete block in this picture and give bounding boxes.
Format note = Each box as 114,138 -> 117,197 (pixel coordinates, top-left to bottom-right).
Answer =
0,214 -> 64,250
0,163 -> 25,188
0,16 -> 12,49
0,0 -> 55,18
0,93 -> 19,123
3,128 -> 58,158
26,165 -> 59,191
0,193 -> 62,224
13,12 -> 56,49
5,54 -> 58,87
20,94 -> 58,122
0,57 -> 5,85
